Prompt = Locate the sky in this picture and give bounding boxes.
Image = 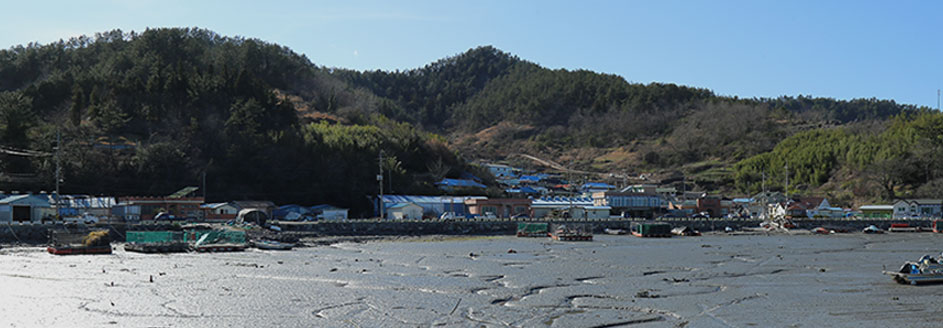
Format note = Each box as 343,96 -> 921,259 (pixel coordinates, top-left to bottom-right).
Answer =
1,0 -> 941,108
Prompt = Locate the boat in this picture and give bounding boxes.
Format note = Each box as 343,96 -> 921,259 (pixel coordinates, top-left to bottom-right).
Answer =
549,224 -> 593,241
671,226 -> 701,236
516,222 -> 549,237
252,239 -> 294,250
47,245 -> 112,255
47,230 -> 112,255
884,255 -> 943,285
125,242 -> 189,253
124,231 -> 189,253
604,228 -> 627,235
193,243 -> 246,252
888,223 -> 919,232
863,225 -> 884,234
189,229 -> 247,252
631,222 -> 672,237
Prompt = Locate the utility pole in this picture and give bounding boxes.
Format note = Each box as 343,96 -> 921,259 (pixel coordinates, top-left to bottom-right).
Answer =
378,150 -> 384,220
54,130 -> 61,219
784,164 -> 789,197
938,89 -> 940,111
762,172 -> 767,194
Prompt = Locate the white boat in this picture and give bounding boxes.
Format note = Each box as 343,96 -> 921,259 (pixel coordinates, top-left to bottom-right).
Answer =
884,255 -> 943,285
604,228 -> 626,235
252,240 -> 294,250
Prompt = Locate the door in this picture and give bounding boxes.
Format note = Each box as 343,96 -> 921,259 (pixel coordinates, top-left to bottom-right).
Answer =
12,206 -> 31,222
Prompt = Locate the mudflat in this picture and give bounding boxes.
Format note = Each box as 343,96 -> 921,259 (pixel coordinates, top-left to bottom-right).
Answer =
2,233 -> 941,327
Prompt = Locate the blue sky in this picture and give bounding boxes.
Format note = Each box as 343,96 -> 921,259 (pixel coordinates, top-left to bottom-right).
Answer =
1,0 -> 941,108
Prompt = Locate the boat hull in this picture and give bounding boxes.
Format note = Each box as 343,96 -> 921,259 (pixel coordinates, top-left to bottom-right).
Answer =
252,241 -> 293,250
884,271 -> 943,285
125,242 -> 189,253
193,244 -> 246,252
550,233 -> 593,241
47,245 -> 112,255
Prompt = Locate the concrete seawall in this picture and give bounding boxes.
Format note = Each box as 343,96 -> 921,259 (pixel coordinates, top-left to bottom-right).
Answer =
278,218 -> 935,236
1,218 -> 936,244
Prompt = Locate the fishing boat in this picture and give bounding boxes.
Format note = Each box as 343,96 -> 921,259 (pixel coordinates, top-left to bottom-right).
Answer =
888,223 -> 919,232
549,224 -> 593,241
516,222 -> 549,237
884,255 -> 943,285
193,243 -> 246,252
604,228 -> 627,235
251,239 -> 294,250
631,222 -> 672,237
47,230 -> 112,255
863,225 -> 884,234
671,226 -> 700,236
189,229 -> 247,252
125,242 -> 189,253
47,244 -> 112,255
124,231 -> 189,253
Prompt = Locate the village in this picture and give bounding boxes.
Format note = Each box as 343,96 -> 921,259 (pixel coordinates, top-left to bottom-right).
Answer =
0,161 -> 927,226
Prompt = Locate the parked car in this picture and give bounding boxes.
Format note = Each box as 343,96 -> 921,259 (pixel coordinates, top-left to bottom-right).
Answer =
439,212 -> 460,220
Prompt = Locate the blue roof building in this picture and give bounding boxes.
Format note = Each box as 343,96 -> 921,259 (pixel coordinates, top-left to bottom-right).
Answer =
435,178 -> 487,191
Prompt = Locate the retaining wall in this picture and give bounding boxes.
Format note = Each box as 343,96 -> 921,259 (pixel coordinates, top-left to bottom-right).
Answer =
2,218 -> 937,244
279,218 -> 935,235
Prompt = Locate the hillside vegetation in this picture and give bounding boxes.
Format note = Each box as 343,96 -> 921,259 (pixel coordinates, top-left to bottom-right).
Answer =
0,27 -> 935,212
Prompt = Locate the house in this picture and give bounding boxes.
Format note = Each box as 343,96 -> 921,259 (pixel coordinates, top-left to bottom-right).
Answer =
232,201 -> 277,220
505,186 -> 541,196
785,202 -> 811,219
667,199 -> 697,216
732,198 -> 762,218
378,195 -> 478,218
310,204 -> 348,221
386,202 -> 423,220
696,195 -> 725,217
797,197 -> 830,214
592,191 -> 664,218
435,178 -> 487,192
859,204 -> 893,218
54,195 -> 116,219
582,182 -> 616,193
893,199 -> 943,218
621,184 -> 657,194
111,203 -> 142,221
484,163 -> 516,178
531,196 -> 608,218
202,202 -> 240,221
115,196 -> 204,221
464,198 -> 532,218
0,194 -> 53,223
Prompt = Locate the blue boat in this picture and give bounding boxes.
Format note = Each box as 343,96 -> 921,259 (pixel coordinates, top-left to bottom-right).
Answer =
884,255 -> 943,285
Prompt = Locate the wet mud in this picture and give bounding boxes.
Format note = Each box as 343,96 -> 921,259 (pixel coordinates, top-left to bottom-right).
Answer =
2,233 -> 943,327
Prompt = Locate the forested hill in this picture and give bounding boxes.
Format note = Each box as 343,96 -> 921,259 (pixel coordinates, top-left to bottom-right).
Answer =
0,28 -> 934,211
0,28 -> 478,215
